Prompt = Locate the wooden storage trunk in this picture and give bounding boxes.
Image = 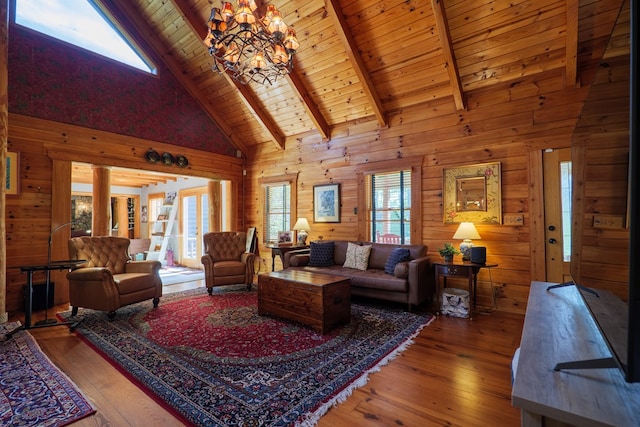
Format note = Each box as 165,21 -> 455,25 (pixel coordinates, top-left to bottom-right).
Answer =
258,270 -> 351,334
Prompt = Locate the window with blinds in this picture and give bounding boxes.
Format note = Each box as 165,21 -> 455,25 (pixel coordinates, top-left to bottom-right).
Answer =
264,184 -> 291,243
366,170 -> 411,244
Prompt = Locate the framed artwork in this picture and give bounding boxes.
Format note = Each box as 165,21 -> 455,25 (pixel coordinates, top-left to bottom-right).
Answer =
443,162 -> 502,224
6,151 -> 19,196
314,183 -> 340,223
141,206 -> 148,223
157,214 -> 168,221
246,227 -> 257,252
277,230 -> 293,244
165,191 -> 177,205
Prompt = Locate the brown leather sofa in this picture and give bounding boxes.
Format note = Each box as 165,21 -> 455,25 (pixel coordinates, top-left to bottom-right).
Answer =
67,236 -> 162,319
284,240 -> 433,310
201,231 -> 255,294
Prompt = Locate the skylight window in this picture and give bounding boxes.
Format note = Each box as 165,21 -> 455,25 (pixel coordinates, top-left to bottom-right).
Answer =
15,0 -> 157,74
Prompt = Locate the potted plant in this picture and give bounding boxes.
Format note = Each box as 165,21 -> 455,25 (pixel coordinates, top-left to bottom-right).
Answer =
438,242 -> 460,262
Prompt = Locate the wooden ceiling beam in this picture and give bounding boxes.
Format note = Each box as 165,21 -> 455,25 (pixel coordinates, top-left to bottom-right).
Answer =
250,0 -> 330,141
431,0 -> 466,111
565,0 -> 579,86
286,71 -> 331,141
107,0 -> 249,157
325,0 -> 387,127
171,0 -> 285,150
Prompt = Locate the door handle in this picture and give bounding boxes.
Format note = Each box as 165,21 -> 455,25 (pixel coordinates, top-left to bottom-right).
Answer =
548,238 -> 557,244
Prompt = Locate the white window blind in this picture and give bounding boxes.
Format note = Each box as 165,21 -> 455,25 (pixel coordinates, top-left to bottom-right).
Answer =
264,184 -> 291,243
366,170 -> 411,244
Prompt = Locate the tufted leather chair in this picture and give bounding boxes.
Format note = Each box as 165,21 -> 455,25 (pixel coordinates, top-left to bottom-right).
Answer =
67,236 -> 162,319
201,231 -> 255,294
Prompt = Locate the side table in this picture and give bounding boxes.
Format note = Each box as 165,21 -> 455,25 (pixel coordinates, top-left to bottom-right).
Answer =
433,261 -> 497,319
266,244 -> 310,271
6,260 -> 86,338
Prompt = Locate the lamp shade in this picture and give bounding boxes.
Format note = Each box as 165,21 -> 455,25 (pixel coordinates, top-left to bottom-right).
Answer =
293,218 -> 310,231
453,222 -> 481,240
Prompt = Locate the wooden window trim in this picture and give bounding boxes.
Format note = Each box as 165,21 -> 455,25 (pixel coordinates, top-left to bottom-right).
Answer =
258,174 -> 298,244
356,157 -> 423,243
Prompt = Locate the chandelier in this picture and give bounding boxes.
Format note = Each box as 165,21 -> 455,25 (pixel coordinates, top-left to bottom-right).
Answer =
203,1 -> 300,85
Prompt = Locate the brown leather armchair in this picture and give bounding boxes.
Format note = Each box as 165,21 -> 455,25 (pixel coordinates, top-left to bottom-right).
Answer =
67,236 -> 162,319
201,231 -> 255,294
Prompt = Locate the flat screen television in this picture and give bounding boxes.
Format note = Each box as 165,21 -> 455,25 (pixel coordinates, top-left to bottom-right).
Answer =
552,1 -> 639,383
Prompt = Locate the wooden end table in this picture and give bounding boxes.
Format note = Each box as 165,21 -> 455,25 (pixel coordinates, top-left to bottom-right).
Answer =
258,270 -> 351,334
266,244 -> 309,271
434,261 -> 498,319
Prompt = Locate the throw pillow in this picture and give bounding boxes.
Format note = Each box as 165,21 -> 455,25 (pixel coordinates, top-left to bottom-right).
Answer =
394,261 -> 409,279
308,241 -> 335,266
343,242 -> 372,270
384,247 -> 411,275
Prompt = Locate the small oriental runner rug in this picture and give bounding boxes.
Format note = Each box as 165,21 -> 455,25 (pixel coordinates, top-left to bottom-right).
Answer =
0,322 -> 96,427
60,287 -> 433,426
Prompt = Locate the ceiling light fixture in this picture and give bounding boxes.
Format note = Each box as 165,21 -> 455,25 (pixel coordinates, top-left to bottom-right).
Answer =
203,1 -> 299,85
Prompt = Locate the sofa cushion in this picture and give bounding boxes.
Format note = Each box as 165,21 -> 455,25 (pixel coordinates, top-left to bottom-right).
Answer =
308,241 -> 335,266
343,242 -> 372,270
384,248 -> 411,275
394,262 -> 409,279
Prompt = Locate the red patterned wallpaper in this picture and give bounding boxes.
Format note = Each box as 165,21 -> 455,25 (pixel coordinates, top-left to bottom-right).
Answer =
8,23 -> 237,157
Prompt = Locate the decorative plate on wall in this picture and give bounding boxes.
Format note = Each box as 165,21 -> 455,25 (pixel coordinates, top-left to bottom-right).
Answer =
145,150 -> 160,164
176,155 -> 189,168
162,153 -> 175,166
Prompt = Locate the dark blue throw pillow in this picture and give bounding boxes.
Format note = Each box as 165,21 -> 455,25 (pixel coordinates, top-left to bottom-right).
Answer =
308,241 -> 335,266
384,248 -> 411,275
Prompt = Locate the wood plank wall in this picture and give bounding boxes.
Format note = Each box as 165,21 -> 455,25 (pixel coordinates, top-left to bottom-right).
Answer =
246,68 -> 602,315
4,114 -> 244,316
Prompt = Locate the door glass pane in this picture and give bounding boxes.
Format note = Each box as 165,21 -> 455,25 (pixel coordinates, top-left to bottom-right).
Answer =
182,195 -> 197,259
201,194 -> 209,253
560,161 -> 572,261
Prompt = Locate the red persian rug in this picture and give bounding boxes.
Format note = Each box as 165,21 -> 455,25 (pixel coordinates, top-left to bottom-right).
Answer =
0,322 -> 96,427
59,287 -> 433,426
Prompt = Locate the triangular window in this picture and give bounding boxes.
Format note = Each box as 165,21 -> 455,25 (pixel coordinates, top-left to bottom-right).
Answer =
14,0 -> 157,74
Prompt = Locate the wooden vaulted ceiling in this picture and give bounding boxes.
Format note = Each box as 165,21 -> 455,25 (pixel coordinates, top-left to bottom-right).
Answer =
101,0 -> 624,157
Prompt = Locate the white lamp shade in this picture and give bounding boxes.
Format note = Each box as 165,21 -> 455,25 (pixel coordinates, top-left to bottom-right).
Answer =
453,222 -> 481,240
293,217 -> 310,231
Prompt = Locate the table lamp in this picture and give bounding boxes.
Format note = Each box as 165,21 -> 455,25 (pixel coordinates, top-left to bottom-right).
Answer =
453,222 -> 481,261
293,218 -> 311,245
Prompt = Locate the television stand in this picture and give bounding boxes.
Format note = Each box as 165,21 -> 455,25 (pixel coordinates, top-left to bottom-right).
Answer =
512,281 -> 640,427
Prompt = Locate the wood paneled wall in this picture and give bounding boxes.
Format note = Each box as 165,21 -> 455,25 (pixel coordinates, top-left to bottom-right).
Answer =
246,70 -> 595,315
4,114 -> 244,316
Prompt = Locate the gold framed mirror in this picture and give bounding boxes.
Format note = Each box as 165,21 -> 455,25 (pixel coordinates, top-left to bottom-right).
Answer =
443,162 -> 502,224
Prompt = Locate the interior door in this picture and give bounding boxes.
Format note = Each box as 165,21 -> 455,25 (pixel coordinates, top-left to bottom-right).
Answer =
543,148 -> 572,283
180,188 -> 209,268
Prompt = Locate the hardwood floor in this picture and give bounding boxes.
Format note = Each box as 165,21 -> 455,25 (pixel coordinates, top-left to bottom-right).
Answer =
12,280 -> 524,426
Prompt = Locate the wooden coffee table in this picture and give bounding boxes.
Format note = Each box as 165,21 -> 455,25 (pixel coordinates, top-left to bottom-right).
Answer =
258,270 -> 351,334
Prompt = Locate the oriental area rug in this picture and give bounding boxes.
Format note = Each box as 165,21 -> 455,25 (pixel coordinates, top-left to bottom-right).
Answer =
59,287 -> 433,426
0,322 -> 96,427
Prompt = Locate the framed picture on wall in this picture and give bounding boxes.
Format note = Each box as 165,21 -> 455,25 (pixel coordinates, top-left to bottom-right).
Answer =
6,151 -> 19,196
313,183 -> 340,223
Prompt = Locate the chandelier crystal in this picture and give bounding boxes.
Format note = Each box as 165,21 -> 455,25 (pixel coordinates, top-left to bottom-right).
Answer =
204,1 -> 300,85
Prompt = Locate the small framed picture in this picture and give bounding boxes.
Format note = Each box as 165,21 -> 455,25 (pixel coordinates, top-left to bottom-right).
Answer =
314,183 -> 340,223
6,151 -> 19,196
157,214 -> 168,221
277,231 -> 293,244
